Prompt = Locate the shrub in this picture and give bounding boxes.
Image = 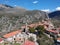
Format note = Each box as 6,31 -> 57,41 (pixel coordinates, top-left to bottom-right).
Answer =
29,27 -> 35,33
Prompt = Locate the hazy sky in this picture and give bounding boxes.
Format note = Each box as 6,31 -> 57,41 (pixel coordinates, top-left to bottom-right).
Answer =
0,0 -> 60,12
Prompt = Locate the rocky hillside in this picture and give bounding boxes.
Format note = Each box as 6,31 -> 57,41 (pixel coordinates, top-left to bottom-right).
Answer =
0,4 -> 48,35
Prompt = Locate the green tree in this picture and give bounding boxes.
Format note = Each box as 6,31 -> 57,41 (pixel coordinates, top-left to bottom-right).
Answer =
35,25 -> 45,32
13,43 -> 20,45
35,25 -> 45,37
29,27 -> 35,33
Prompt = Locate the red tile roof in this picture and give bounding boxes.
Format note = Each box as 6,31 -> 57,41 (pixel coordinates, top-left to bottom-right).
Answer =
23,40 -> 35,45
21,26 -> 26,28
57,38 -> 60,40
3,30 -> 21,38
0,38 -> 3,42
47,30 -> 58,34
28,24 -> 35,27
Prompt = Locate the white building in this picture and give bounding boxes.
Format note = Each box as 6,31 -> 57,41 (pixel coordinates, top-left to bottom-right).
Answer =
3,29 -> 38,45
28,33 -> 37,42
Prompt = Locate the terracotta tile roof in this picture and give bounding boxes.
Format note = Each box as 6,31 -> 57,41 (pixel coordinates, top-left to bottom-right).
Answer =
47,30 -> 58,34
57,38 -> 60,42
15,38 -> 21,41
28,24 -> 36,27
21,22 -> 44,28
3,30 -> 21,38
21,26 -> 26,28
0,38 -> 3,42
57,38 -> 60,40
57,28 -> 60,30
23,40 -> 35,45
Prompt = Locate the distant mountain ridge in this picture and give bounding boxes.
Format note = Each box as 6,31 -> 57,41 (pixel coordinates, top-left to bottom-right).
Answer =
49,10 -> 60,18
0,4 -> 13,10
49,10 -> 60,27
0,4 -> 47,18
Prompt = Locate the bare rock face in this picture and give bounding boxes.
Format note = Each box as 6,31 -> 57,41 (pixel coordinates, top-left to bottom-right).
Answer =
0,4 -> 48,34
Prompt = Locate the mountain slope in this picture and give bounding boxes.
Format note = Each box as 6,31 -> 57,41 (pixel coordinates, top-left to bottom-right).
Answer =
0,4 -> 48,35
0,4 -> 26,16
49,11 -> 60,27
49,11 -> 60,19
